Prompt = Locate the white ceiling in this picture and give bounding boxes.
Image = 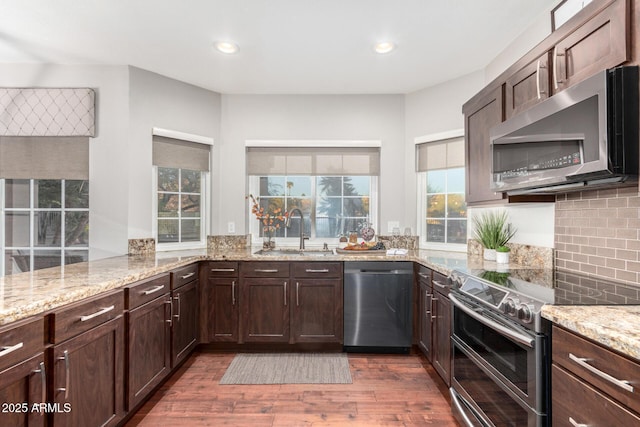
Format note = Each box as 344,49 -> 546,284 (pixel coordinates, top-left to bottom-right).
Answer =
0,0 -> 558,94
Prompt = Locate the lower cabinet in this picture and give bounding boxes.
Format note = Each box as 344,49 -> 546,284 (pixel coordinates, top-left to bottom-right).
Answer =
431,271 -> 451,386
242,277 -> 290,343
206,262 -> 239,343
51,316 -> 125,427
415,265 -> 433,361
170,266 -> 199,367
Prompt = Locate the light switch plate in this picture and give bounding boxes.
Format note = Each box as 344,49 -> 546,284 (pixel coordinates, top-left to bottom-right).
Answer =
227,222 -> 235,233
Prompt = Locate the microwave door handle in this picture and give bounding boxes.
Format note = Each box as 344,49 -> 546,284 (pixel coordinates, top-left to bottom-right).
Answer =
449,294 -> 535,348
536,59 -> 546,100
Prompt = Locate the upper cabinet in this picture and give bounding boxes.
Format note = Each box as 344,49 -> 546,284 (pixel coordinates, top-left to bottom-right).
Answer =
464,0 -> 632,205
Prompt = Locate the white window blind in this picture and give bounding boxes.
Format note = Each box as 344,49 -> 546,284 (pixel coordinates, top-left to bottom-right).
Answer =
0,136 -> 89,180
246,146 -> 380,176
416,137 -> 465,172
152,136 -> 210,172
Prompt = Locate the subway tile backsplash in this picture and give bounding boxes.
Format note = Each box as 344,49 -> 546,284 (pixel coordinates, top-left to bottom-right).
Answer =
555,185 -> 640,285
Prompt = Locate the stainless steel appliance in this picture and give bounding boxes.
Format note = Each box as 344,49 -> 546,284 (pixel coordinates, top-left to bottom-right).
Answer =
490,65 -> 638,195
343,261 -> 413,353
448,268 -> 640,427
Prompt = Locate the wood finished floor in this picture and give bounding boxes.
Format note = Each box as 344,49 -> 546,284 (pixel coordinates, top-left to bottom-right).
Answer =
125,350 -> 460,426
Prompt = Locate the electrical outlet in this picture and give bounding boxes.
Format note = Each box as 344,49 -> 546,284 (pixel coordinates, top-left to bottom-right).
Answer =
227,222 -> 235,233
387,221 -> 400,233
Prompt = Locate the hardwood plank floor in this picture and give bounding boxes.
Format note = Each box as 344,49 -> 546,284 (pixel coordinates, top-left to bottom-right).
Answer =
125,350 -> 459,426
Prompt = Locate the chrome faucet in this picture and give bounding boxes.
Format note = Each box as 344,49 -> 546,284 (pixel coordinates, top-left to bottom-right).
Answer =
285,208 -> 308,250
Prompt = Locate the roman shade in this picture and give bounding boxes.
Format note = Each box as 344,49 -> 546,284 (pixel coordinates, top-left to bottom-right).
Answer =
416,136 -> 465,172
152,136 -> 210,172
0,136 -> 89,180
246,146 -> 380,176
0,88 -> 95,137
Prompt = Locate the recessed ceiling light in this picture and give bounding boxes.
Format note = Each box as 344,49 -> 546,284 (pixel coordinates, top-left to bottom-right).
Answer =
214,41 -> 239,54
374,42 -> 395,54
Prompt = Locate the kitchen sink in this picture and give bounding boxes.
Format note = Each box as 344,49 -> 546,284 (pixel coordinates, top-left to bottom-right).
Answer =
253,249 -> 334,257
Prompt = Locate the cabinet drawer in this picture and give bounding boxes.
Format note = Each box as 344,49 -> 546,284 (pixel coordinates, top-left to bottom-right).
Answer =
50,291 -> 123,343
125,274 -> 170,310
415,264 -> 431,285
553,325 -> 640,414
552,364 -> 640,426
291,262 -> 342,278
240,261 -> 290,278
432,271 -> 450,296
171,263 -> 199,289
0,316 -> 44,371
208,261 -> 239,278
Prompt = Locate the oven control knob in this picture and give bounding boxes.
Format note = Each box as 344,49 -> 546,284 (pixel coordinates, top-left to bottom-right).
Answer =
518,303 -> 535,323
504,297 -> 519,316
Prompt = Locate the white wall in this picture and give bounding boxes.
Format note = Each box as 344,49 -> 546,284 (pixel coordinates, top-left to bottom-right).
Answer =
128,67 -> 221,240
0,64 -> 131,259
218,94 -> 405,235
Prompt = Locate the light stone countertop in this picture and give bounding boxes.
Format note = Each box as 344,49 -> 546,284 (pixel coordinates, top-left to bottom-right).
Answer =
541,305 -> 640,361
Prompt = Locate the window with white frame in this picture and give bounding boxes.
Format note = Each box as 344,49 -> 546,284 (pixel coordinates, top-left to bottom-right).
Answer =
416,135 -> 467,249
153,134 -> 210,248
1,136 -> 89,277
246,144 -> 379,243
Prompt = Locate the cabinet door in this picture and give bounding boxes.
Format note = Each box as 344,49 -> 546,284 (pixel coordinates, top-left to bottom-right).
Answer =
464,85 -> 504,205
241,278 -> 289,343
209,277 -> 239,342
52,316 -> 125,427
0,353 -> 46,427
432,292 -> 451,386
418,280 -> 433,361
171,280 -> 198,367
127,295 -> 171,410
505,52 -> 550,119
291,279 -> 343,343
553,0 -> 629,92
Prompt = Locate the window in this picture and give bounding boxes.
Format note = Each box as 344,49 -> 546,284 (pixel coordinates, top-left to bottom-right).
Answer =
1,179 -> 89,276
0,136 -> 89,277
416,135 -> 467,250
152,133 -> 211,248
246,143 -> 380,243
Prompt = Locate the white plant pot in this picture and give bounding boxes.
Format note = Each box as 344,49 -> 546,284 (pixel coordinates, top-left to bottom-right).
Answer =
483,248 -> 496,261
496,251 -> 510,264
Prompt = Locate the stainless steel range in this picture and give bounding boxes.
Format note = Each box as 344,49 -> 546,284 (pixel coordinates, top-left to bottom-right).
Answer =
448,267 -> 640,427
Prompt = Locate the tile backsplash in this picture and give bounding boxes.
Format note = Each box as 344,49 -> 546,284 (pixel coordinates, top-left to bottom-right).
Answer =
555,185 -> 640,285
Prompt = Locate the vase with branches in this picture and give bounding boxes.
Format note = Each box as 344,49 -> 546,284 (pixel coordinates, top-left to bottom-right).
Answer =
247,194 -> 288,249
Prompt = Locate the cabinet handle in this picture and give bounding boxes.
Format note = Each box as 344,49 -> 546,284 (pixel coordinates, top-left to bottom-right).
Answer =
296,282 -> 300,306
418,272 -> 430,279
553,46 -> 565,90
536,59 -> 546,99
431,296 -> 437,320
283,281 -> 287,306
232,281 -> 236,306
165,299 -> 173,326
80,305 -> 115,322
425,292 -> 432,315
211,268 -> 235,272
57,350 -> 70,399
255,269 -> 278,273
305,269 -> 329,273
173,294 -> 181,320
569,417 -> 588,427
180,272 -> 195,280
142,285 -> 165,295
433,280 -> 447,289
33,361 -> 46,409
568,353 -> 634,392
0,341 -> 23,357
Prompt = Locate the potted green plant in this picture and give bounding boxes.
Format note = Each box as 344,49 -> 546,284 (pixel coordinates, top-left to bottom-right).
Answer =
496,245 -> 511,264
472,211 -> 516,261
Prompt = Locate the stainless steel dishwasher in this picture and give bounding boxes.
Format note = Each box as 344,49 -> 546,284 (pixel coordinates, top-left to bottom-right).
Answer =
343,261 -> 413,353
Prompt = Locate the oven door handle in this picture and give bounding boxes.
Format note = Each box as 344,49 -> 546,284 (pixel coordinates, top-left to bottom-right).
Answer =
449,387 -> 478,427
449,293 -> 535,348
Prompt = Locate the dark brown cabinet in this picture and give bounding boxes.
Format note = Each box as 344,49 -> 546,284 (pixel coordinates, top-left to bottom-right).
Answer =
552,0 -> 629,92
125,274 -> 171,410
290,262 -> 343,344
505,52 -> 550,119
0,317 -> 46,427
463,85 -> 504,205
240,262 -> 290,343
170,264 -> 199,367
205,261 -> 239,343
431,271 -> 451,386
415,265 -> 433,361
50,291 -> 125,427
552,325 -> 640,425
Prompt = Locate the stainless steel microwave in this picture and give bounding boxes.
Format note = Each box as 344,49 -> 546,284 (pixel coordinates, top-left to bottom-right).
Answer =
490,66 -> 638,195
